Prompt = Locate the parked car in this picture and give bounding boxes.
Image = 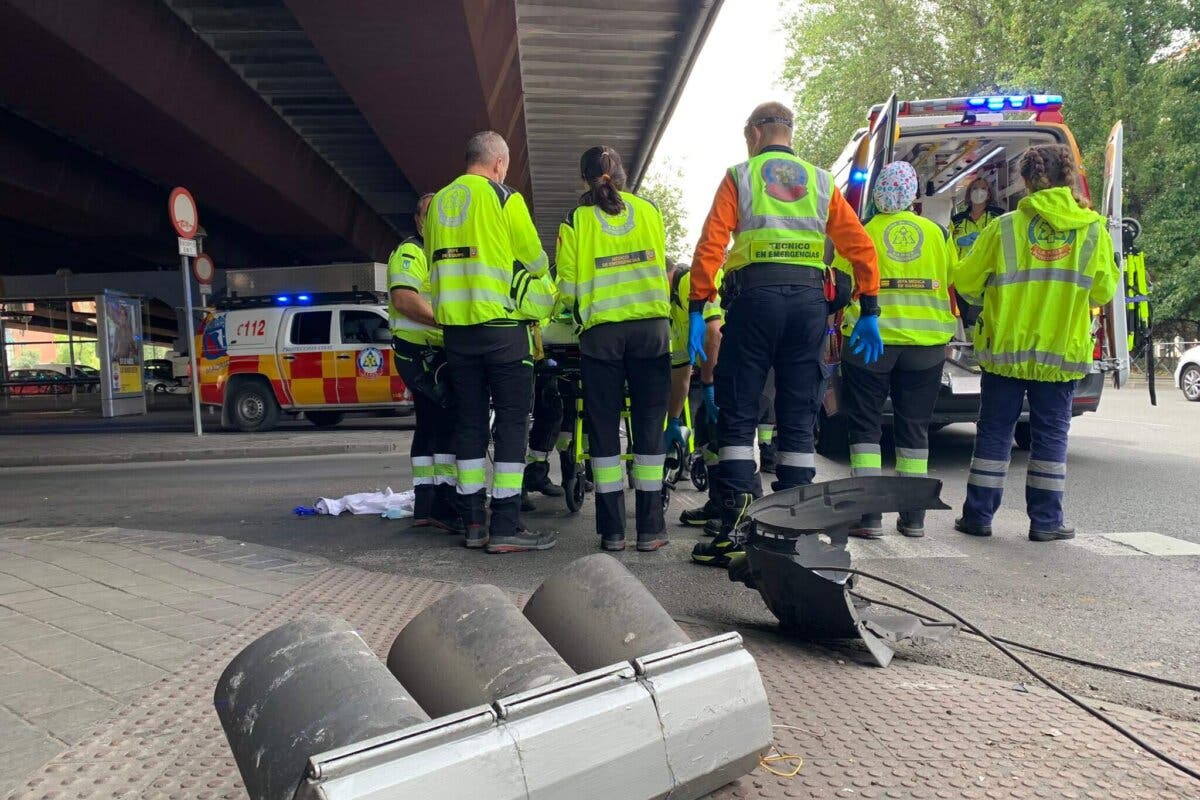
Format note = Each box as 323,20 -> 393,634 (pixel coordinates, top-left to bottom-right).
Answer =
144,360 -> 182,393
4,368 -> 73,395
35,363 -> 101,392
1176,345 -> 1200,402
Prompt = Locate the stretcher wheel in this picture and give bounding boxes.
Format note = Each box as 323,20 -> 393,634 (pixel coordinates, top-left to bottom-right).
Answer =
564,475 -> 586,514
689,453 -> 708,492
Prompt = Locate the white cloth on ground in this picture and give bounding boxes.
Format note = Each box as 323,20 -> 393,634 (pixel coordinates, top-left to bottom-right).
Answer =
315,488 -> 415,517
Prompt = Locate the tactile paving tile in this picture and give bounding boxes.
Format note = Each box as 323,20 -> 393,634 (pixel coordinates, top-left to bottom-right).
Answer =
11,569 -> 1200,799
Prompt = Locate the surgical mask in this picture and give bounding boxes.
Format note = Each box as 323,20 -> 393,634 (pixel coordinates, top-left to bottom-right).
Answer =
970,189 -> 988,205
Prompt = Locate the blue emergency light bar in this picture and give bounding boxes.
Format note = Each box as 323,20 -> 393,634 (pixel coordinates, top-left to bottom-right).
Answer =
297,294 -> 311,302
966,94 -> 1062,110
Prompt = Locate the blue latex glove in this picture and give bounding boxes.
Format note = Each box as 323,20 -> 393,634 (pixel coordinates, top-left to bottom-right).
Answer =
849,314 -> 884,365
665,417 -> 686,451
703,383 -> 719,423
687,311 -> 707,364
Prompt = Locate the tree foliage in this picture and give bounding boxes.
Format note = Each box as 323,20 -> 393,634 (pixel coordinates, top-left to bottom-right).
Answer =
638,160 -> 691,262
781,0 -> 1200,317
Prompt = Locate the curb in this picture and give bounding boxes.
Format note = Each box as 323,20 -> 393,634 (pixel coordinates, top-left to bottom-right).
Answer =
0,441 -> 398,468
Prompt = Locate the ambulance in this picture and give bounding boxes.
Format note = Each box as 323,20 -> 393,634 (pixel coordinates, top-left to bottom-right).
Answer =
819,93 -> 1132,449
197,291 -> 412,432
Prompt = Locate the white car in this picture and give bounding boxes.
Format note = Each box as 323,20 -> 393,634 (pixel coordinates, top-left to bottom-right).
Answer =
1176,346 -> 1200,402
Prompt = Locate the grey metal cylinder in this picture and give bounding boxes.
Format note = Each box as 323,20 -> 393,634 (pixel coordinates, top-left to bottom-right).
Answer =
387,584 -> 575,718
214,614 -> 429,800
523,554 -> 690,672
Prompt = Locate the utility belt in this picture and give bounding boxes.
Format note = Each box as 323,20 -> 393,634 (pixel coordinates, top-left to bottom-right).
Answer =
722,263 -> 850,313
392,337 -> 451,408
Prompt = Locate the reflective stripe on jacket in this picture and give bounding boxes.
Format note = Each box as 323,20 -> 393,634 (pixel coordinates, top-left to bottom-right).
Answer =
556,191 -> 669,331
838,210 -> 958,346
426,174 -> 550,326
954,187 -> 1119,382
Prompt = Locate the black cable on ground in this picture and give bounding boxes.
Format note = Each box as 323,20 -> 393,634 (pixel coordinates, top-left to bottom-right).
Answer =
849,590 -> 1200,694
820,566 -> 1200,783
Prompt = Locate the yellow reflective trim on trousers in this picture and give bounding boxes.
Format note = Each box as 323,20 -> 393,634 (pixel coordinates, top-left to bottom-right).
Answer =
493,472 -> 524,490
592,465 -> 623,482
895,456 -> 927,474
631,463 -> 663,481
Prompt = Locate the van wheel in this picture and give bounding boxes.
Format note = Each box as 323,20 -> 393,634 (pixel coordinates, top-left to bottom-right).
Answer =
1014,422 -> 1032,450
227,380 -> 280,432
307,411 -> 344,428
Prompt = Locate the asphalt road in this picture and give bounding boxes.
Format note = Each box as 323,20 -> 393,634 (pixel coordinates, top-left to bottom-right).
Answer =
2,383 -> 1197,723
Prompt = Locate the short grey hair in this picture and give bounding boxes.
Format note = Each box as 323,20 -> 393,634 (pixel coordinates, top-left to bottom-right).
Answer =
466,131 -> 508,168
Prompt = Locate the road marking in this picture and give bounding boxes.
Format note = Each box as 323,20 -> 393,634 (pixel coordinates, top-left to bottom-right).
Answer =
846,536 -> 968,561
1102,531 -> 1200,556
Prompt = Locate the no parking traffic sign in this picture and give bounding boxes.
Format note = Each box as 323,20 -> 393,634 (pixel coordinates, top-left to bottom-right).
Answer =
193,253 -> 215,286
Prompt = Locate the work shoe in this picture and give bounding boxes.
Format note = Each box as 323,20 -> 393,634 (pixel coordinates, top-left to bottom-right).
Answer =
636,532 -> 669,552
897,512 -> 925,538
428,515 -> 467,536
464,524 -> 489,549
954,517 -> 992,537
520,493 -> 537,513
702,518 -> 721,538
691,492 -> 752,568
1029,525 -> 1075,542
759,442 -> 777,474
849,514 -> 884,539
486,528 -> 559,554
601,534 -> 626,552
524,463 -> 564,497
679,500 -> 719,527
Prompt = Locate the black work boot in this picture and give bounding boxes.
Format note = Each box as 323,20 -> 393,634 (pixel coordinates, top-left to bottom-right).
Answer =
850,514 -> 884,539
411,485 -> 437,529
1029,524 -> 1075,542
759,441 -> 777,474
955,517 -> 993,537
464,524 -> 489,549
429,484 -> 466,535
691,492 -> 753,568
679,498 -> 719,527
523,460 -> 564,497
520,493 -> 537,513
897,511 -> 925,538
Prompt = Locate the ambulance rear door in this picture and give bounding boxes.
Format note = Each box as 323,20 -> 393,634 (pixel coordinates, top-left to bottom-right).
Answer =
855,93 -> 899,220
1099,121 -> 1130,387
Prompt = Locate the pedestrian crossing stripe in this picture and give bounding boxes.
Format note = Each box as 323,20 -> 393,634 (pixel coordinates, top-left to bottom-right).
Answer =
1068,532 -> 1200,557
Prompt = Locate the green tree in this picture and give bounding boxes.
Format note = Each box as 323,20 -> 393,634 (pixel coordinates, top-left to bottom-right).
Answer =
639,161 -> 691,262
55,339 -> 99,368
780,0 -> 1200,317
12,349 -> 39,369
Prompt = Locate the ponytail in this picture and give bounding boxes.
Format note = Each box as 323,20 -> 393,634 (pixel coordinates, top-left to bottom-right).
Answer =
580,146 -> 627,216
1020,144 -> 1088,207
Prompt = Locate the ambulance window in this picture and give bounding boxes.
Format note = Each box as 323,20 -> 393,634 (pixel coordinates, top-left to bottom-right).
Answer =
340,310 -> 389,344
291,311 -> 332,345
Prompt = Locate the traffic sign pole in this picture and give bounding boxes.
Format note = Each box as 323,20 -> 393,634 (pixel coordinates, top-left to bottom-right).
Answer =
180,252 -> 203,438
169,187 -> 203,438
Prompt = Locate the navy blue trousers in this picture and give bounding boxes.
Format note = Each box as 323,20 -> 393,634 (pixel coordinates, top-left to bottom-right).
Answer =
963,371 -> 1075,530
715,284 -> 828,493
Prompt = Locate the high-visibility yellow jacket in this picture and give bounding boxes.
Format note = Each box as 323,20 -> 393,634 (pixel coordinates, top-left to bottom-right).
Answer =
725,151 -> 831,273
668,269 -> 722,368
387,235 -> 442,347
955,187 -> 1118,382
556,191 -> 669,331
950,205 -> 1005,258
425,174 -> 554,326
836,210 -> 958,346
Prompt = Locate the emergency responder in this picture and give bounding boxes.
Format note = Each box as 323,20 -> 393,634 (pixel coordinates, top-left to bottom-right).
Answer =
425,131 -> 558,554
389,192 -> 464,535
950,177 -> 1005,258
666,262 -> 722,526
557,145 -> 671,552
757,384 -> 777,473
953,144 -> 1118,542
834,162 -> 959,538
688,101 -> 882,567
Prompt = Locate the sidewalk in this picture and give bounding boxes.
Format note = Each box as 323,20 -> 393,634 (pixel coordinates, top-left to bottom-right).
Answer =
2,526 -> 1197,799
0,429 -> 398,467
